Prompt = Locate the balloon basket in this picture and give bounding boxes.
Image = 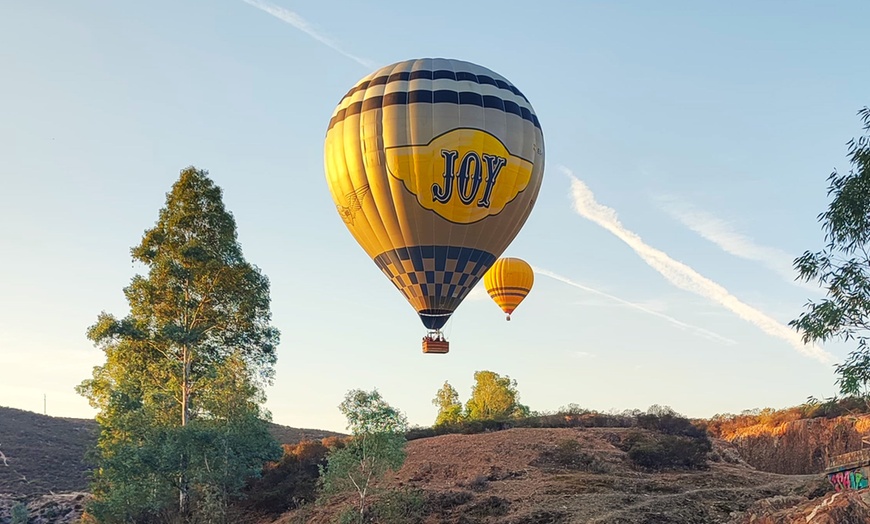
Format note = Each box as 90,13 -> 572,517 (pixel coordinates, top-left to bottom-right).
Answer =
422,333 -> 449,354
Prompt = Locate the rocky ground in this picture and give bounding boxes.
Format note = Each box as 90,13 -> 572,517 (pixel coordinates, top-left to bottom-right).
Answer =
0,492 -> 90,524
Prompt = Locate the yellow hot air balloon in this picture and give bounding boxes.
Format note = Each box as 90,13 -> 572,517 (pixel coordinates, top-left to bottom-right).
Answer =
484,257 -> 534,321
324,58 -> 545,353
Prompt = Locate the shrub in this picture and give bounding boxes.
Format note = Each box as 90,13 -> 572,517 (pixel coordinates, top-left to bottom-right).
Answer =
534,439 -> 610,473
237,438 -> 335,516
467,474 -> 489,492
11,503 -> 28,524
426,490 -> 474,515
467,496 -> 510,518
619,430 -> 710,471
367,488 -> 427,524
635,413 -> 707,439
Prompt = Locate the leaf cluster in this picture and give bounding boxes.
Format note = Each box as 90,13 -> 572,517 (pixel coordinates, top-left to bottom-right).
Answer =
318,389 -> 409,523
431,370 -> 530,427
791,108 -> 870,399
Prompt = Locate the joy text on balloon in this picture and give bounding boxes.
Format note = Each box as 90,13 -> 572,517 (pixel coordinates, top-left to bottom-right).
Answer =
432,149 -> 507,208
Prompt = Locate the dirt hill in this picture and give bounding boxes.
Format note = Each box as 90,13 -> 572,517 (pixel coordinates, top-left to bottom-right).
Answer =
0,406 -> 344,497
7,407 -> 870,523
277,427 -> 835,524
0,407 -> 97,497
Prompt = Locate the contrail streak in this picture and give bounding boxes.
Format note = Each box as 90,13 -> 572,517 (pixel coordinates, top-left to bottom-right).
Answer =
534,267 -> 737,346
561,166 -> 833,364
241,0 -> 378,70
657,196 -> 819,291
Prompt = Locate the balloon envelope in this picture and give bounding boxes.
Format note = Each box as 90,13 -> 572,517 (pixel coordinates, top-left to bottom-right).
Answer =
483,257 -> 534,320
324,58 -> 545,330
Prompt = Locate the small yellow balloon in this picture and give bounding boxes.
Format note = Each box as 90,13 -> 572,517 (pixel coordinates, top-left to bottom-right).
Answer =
483,257 -> 534,321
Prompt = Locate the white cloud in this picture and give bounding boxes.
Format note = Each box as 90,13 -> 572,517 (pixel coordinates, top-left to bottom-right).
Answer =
561,166 -> 833,364
241,0 -> 378,70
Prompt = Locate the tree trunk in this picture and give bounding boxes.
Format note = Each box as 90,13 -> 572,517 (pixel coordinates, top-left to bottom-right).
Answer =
182,344 -> 190,426
179,344 -> 191,516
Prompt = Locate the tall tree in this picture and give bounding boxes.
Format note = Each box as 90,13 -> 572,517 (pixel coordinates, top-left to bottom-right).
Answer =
77,167 -> 282,523
465,370 -> 530,421
318,389 -> 408,523
791,107 -> 870,401
432,381 -> 464,426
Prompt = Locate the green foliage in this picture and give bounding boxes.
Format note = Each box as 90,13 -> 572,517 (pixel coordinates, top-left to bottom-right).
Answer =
338,389 -> 409,435
367,488 -> 427,524
465,370 -> 529,421
790,107 -> 870,400
10,502 -> 28,524
432,381 -> 464,426
318,389 -> 409,523
429,370 -> 530,428
85,414 -> 281,524
337,507 -> 359,524
76,167 -> 282,523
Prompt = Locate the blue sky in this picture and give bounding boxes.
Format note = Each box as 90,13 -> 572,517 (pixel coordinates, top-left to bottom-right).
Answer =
1,0 -> 868,433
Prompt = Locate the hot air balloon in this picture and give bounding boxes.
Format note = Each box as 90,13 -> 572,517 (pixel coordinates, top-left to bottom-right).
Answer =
483,257 -> 534,321
323,58 -> 545,353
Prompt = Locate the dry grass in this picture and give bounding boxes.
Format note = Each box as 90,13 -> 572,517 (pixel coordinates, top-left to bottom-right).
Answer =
275,428 -> 830,524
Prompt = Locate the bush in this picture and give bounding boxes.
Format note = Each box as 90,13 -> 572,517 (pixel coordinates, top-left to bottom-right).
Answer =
636,413 -> 707,439
237,438 -> 337,516
534,439 -> 610,473
619,430 -> 710,471
467,496 -> 510,518
467,474 -> 489,492
11,503 -> 28,524
427,490 -> 474,514
367,488 -> 427,524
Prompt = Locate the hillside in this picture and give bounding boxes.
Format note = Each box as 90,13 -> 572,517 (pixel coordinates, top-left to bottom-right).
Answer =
0,407 -> 97,497
7,407 -> 870,523
277,427 -> 834,524
0,406 -> 344,497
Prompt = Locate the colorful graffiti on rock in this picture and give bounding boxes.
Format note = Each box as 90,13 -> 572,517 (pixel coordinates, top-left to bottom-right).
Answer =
828,468 -> 869,491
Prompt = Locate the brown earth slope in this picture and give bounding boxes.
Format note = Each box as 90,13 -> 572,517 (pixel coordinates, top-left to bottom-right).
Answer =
279,427 -> 834,524
0,407 -> 97,496
0,406 -> 345,497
